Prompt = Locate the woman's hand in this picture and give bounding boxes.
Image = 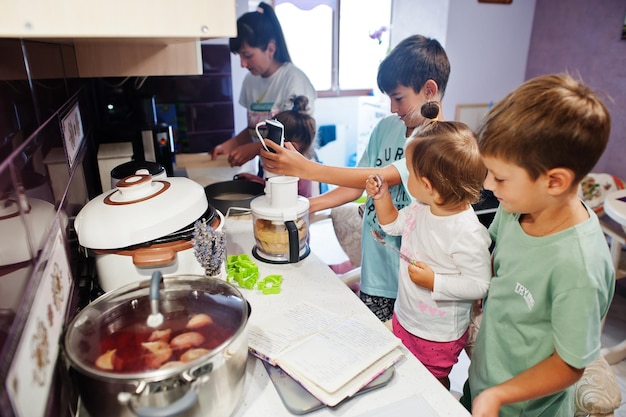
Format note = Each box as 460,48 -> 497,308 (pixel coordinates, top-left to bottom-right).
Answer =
260,141 -> 307,175
227,142 -> 262,167
365,174 -> 386,199
211,139 -> 235,160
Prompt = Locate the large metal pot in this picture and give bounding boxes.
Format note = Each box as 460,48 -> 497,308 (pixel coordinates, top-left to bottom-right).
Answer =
63,274 -> 250,417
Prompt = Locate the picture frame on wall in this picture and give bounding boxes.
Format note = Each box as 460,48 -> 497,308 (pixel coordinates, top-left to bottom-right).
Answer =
455,103 -> 491,133
60,102 -> 84,169
622,12 -> 626,39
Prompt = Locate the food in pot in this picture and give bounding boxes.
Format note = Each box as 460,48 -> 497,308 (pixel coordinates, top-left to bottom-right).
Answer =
94,349 -> 117,370
92,311 -> 232,373
254,217 -> 308,255
148,328 -> 171,342
141,341 -> 172,368
181,348 -> 211,362
186,313 -> 213,329
170,331 -> 205,350
64,276 -> 249,417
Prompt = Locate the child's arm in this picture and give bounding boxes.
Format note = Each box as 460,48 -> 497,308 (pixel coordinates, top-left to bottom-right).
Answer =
471,351 -> 584,417
308,186 -> 364,213
261,141 -> 403,188
429,226 -> 492,300
365,175 -> 398,225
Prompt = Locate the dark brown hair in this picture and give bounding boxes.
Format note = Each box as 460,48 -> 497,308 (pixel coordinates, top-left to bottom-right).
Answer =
229,2 -> 291,63
478,73 -> 611,184
274,96 -> 316,158
407,102 -> 485,208
377,35 -> 450,99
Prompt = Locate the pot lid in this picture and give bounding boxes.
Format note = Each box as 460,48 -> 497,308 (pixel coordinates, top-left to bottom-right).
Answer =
63,275 -> 249,379
148,203 -> 217,246
75,175 -> 208,249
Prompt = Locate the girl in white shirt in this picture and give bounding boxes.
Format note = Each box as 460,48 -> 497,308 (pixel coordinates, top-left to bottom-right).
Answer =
365,101 -> 492,389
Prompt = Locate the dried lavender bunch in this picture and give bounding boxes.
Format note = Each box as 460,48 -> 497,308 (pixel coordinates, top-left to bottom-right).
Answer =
192,219 -> 226,276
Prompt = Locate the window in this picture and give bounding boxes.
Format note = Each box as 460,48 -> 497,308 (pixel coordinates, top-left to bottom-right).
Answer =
272,0 -> 392,96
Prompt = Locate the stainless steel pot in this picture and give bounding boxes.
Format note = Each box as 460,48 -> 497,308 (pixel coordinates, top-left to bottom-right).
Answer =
63,274 -> 250,417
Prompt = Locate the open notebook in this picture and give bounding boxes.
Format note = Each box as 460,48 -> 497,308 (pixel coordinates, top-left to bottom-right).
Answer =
248,302 -> 403,406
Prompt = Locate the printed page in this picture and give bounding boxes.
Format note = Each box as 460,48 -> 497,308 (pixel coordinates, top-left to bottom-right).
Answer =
276,316 -> 401,393
248,302 -> 344,364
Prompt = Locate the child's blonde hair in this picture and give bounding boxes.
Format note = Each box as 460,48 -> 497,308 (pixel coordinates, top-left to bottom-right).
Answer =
478,73 -> 611,184
407,102 -> 485,208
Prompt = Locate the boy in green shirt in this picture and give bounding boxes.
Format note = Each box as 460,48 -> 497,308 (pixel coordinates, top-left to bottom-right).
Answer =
462,73 -> 615,416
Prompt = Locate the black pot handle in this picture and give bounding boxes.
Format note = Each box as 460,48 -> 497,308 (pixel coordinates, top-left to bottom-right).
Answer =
285,220 -> 299,263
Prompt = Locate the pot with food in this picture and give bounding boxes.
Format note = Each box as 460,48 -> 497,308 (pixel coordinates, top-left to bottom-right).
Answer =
63,272 -> 250,417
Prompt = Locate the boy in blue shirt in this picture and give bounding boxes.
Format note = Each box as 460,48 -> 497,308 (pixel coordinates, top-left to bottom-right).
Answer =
261,35 -> 450,321
462,73 -> 615,416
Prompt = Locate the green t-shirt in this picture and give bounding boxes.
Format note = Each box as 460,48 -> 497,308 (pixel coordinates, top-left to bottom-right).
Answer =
468,204 -> 615,417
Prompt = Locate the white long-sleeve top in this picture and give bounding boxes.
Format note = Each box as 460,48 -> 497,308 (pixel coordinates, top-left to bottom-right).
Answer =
381,201 -> 492,341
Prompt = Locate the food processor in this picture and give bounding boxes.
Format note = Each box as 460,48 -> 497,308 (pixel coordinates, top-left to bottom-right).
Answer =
250,176 -> 310,264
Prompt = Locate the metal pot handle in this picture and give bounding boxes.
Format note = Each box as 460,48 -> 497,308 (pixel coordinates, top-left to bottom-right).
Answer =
134,389 -> 198,417
137,389 -> 198,417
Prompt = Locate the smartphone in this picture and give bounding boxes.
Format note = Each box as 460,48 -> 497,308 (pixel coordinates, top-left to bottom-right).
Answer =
263,361 -> 395,415
258,119 -> 285,153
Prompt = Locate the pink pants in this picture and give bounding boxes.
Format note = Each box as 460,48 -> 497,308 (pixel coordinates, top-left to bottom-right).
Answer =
392,313 -> 468,379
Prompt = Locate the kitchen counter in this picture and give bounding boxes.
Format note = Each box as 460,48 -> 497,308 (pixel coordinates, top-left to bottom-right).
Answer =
223,215 -> 471,417
174,153 -> 247,187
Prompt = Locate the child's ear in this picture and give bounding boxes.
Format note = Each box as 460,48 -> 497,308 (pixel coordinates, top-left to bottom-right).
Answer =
421,176 -> 434,193
423,79 -> 439,101
546,168 -> 575,195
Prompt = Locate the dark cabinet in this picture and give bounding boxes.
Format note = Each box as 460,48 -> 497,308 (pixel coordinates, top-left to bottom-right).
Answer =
94,44 -> 235,155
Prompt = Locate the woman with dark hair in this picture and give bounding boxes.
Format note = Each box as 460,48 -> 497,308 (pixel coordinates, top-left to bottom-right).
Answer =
211,2 -> 316,171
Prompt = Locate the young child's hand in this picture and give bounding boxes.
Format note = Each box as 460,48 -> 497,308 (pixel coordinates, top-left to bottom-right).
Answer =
407,262 -> 435,290
365,174 -> 386,199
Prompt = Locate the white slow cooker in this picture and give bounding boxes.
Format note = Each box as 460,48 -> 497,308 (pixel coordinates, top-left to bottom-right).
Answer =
74,174 -> 223,292
0,197 -> 57,311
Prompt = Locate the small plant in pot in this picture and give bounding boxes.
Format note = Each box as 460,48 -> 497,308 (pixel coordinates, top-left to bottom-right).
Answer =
192,219 -> 226,278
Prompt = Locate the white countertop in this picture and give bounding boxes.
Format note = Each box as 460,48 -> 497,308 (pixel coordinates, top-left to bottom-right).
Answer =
223,215 -> 471,417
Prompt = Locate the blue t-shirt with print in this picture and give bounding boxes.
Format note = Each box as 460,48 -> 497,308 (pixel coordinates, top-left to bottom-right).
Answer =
357,115 -> 412,299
